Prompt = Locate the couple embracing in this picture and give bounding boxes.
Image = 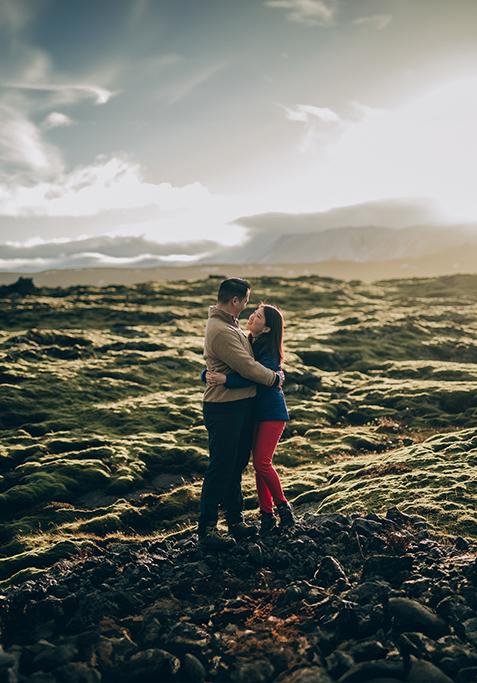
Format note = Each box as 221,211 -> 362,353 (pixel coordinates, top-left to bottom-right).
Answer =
198,276 -> 295,551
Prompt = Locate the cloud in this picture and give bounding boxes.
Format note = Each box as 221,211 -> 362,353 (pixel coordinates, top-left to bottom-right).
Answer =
0,81 -> 111,184
353,14 -> 393,31
1,200 -> 472,273
1,234 -> 217,259
319,78 -> 477,219
5,81 -> 116,106
265,0 -> 337,26
285,104 -> 341,123
125,0 -> 151,28
0,156 -> 211,217
41,112 -> 75,130
0,2 -> 116,187
0,101 -> 64,181
262,77 -> 477,222
0,0 -> 116,107
231,197 -> 448,235
0,234 -> 223,272
0,0 -> 39,34
0,155 -> 248,246
283,103 -> 345,151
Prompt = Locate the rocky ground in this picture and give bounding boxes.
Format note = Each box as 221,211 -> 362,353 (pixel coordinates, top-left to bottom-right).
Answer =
1,507 -> 477,683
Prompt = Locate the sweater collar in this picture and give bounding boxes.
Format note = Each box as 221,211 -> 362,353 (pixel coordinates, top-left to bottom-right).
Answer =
208,305 -> 240,327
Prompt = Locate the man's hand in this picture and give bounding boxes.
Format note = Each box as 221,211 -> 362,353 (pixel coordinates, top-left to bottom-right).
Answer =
277,369 -> 285,388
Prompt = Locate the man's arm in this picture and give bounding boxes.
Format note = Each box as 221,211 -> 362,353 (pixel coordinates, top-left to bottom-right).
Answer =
201,367 -> 254,389
210,328 -> 280,387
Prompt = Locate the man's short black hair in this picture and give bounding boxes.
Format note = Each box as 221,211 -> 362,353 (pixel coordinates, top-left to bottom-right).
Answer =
217,277 -> 251,303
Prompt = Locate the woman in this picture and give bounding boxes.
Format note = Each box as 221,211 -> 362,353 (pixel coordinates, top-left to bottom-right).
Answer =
204,303 -> 295,534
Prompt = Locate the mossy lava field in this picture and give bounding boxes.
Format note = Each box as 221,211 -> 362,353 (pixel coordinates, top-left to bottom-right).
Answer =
1,273 -> 477,682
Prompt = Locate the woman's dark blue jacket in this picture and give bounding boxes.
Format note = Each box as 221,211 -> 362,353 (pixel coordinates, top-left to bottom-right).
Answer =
201,348 -> 289,423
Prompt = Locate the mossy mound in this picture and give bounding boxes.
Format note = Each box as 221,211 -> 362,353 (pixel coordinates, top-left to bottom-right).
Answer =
288,426 -> 477,539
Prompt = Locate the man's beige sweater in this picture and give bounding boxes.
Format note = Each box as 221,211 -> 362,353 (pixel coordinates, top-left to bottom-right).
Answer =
203,306 -> 277,403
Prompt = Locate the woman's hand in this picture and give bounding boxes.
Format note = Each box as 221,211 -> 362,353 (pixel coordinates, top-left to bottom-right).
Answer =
206,371 -> 227,386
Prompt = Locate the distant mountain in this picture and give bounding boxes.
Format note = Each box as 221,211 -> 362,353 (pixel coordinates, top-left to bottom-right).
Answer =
2,198 -> 477,284
202,224 -> 477,265
3,243 -> 477,287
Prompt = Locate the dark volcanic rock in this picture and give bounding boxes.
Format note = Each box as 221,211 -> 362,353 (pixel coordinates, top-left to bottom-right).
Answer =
314,556 -> 349,588
361,553 -> 415,583
387,596 -> 448,638
0,509 -> 476,682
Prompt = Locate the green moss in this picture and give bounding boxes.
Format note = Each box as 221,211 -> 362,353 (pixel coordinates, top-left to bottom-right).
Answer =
0,539 -> 91,581
1,274 -> 477,581
151,485 -> 201,523
286,427 -> 477,538
0,460 -> 111,515
144,444 -> 208,473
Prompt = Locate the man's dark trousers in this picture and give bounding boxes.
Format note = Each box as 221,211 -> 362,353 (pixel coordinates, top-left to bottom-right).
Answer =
199,397 -> 254,533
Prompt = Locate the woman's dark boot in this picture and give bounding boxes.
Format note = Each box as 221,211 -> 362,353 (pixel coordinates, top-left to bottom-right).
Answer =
260,511 -> 277,535
276,502 -> 295,529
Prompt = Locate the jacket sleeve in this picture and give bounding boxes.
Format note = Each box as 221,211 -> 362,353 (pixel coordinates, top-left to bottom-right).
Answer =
210,327 -> 277,387
225,372 -> 254,389
200,366 -> 253,389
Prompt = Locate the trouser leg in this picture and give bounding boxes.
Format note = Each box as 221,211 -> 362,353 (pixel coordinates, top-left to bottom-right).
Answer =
252,421 -> 286,514
223,404 -> 254,526
199,400 -> 253,533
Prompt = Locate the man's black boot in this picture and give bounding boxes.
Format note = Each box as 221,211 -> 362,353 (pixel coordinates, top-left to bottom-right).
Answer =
199,525 -> 236,550
228,521 -> 258,540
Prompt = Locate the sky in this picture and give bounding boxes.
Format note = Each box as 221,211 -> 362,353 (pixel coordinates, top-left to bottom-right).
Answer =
2,0 -> 477,271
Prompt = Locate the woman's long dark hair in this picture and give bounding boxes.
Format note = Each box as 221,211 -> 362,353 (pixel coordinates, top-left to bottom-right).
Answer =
249,303 -> 284,365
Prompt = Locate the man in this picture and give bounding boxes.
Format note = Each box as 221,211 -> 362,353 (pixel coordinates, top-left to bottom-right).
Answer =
199,277 -> 284,550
